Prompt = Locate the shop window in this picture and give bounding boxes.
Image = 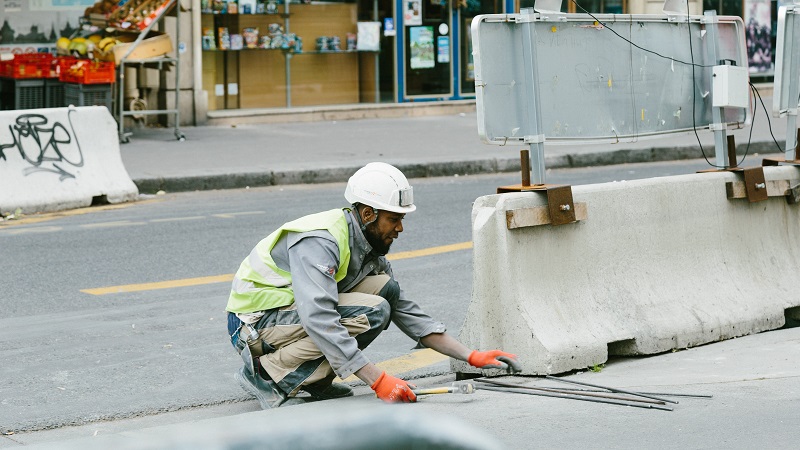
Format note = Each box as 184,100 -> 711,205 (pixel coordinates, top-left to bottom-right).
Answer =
459,0 -> 504,95
404,0 -> 452,97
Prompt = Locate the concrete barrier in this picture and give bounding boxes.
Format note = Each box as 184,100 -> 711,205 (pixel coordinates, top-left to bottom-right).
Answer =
0,106 -> 138,214
453,166 -> 800,376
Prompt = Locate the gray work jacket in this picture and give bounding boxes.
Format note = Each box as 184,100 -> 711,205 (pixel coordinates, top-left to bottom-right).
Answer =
269,208 -> 446,379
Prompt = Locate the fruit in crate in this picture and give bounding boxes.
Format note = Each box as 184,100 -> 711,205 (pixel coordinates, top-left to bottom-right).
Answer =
68,37 -> 89,56
57,37 -> 72,53
66,60 -> 89,79
98,37 -> 118,52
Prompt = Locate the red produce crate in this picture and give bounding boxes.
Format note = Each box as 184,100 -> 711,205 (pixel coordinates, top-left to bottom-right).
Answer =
58,59 -> 116,84
0,53 -> 54,79
55,56 -> 79,77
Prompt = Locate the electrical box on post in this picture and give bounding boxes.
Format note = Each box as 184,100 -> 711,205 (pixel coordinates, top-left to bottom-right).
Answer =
712,64 -> 749,108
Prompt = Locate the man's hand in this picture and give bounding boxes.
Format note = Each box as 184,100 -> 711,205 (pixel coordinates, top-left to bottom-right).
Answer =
468,350 -> 521,373
370,371 -> 417,403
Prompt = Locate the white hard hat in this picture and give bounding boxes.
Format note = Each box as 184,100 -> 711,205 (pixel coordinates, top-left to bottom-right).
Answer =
345,162 -> 416,213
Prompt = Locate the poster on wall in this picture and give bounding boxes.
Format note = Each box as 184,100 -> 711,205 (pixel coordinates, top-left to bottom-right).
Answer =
357,21 -> 381,51
404,0 -> 422,26
409,26 -> 434,69
744,0 -> 772,73
0,0 -> 88,53
437,35 -> 449,63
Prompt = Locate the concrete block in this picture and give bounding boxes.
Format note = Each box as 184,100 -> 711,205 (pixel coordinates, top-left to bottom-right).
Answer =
0,106 -> 139,214
453,166 -> 800,375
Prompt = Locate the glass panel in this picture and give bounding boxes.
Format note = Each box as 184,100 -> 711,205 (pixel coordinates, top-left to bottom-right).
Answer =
405,0 -> 451,97
460,0 -> 503,95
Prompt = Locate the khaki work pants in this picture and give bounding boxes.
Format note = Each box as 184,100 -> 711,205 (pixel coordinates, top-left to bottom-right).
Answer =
238,274 -> 393,396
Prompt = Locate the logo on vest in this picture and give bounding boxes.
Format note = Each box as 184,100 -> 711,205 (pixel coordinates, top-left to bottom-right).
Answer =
315,264 -> 335,277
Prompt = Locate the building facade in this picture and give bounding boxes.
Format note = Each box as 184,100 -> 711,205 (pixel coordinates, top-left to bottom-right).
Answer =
0,0 -> 784,126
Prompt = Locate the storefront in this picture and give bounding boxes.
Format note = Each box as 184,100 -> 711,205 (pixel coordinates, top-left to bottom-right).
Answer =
198,0 -> 511,112
0,0 -> 788,124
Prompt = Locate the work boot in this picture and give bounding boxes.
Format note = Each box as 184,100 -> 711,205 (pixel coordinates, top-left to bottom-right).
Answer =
301,380 -> 354,401
235,366 -> 287,409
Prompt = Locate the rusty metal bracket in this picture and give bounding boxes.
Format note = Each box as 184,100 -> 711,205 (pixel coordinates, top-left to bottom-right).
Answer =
497,150 -> 580,227
741,166 -> 769,202
762,156 -> 800,166
762,129 -> 800,167
695,136 -> 768,203
725,178 -> 800,204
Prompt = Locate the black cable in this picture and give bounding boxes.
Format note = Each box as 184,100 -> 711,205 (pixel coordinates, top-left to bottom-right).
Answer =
750,82 -> 786,153
567,0 -> 787,165
568,0 -> 713,69
683,0 -> 728,168
738,82 -> 757,166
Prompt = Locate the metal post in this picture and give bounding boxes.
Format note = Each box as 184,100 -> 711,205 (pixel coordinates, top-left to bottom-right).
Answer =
374,0 -> 380,104
174,0 -> 181,140
727,135 -> 737,168
520,150 -> 531,187
786,110 -> 798,161
285,0 -> 291,108
703,10 -> 729,167
519,8 -> 546,184
783,7 -> 799,160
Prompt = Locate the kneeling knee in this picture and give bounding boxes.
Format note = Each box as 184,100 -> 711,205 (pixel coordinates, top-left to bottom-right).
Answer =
378,278 -> 400,308
375,298 -> 391,329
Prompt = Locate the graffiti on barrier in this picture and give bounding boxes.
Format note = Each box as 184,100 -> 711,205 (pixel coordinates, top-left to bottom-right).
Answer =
0,111 -> 84,181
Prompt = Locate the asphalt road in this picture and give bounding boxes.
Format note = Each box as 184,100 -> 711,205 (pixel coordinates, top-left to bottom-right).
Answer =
0,157 -> 761,434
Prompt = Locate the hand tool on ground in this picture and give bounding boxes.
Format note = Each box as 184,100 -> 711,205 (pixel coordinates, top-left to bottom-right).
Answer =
475,378 -> 666,405
474,383 -> 673,411
545,375 -> 679,404
544,386 -> 713,399
413,381 -> 475,396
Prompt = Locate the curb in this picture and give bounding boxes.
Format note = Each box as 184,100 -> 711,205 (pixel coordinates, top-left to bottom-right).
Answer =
132,141 -> 783,194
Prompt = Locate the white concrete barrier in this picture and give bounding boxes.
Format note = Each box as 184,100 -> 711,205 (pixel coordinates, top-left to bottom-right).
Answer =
0,106 -> 138,214
453,166 -> 800,376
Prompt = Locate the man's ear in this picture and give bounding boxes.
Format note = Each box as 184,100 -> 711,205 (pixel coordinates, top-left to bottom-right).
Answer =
360,205 -> 376,223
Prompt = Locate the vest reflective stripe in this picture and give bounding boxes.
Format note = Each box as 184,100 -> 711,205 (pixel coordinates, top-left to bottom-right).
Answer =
226,209 -> 351,314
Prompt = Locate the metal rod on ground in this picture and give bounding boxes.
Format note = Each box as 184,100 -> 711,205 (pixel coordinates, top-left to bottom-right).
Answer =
541,386 -> 713,399
545,375 -> 679,405
475,384 -> 673,411
476,378 -> 665,405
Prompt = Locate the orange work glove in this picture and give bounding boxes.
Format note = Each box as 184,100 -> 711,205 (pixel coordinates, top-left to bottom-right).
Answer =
468,350 -> 521,372
370,371 -> 417,403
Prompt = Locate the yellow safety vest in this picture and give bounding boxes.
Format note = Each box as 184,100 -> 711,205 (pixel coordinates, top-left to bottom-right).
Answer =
226,208 -> 351,314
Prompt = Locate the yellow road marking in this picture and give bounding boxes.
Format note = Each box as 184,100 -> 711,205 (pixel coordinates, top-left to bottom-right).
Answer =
81,274 -> 235,296
0,226 -> 63,235
82,241 -> 473,295
213,211 -> 266,218
336,348 -> 450,383
387,241 -> 473,261
150,216 -> 205,223
0,200 -> 159,228
79,221 -> 147,229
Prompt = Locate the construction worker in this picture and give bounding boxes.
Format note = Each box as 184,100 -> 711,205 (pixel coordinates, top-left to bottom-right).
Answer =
225,162 -> 519,408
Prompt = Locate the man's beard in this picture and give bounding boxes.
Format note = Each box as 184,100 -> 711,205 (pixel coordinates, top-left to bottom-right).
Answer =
364,225 -> 392,255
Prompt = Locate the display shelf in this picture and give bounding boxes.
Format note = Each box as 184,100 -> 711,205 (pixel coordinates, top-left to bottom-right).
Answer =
201,1 -> 376,109
201,12 -> 290,18
116,0 -> 184,143
201,48 -> 288,52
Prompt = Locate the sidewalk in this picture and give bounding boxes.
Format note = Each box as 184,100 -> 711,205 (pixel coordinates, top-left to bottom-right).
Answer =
119,97 -> 792,194
8,326 -> 799,449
